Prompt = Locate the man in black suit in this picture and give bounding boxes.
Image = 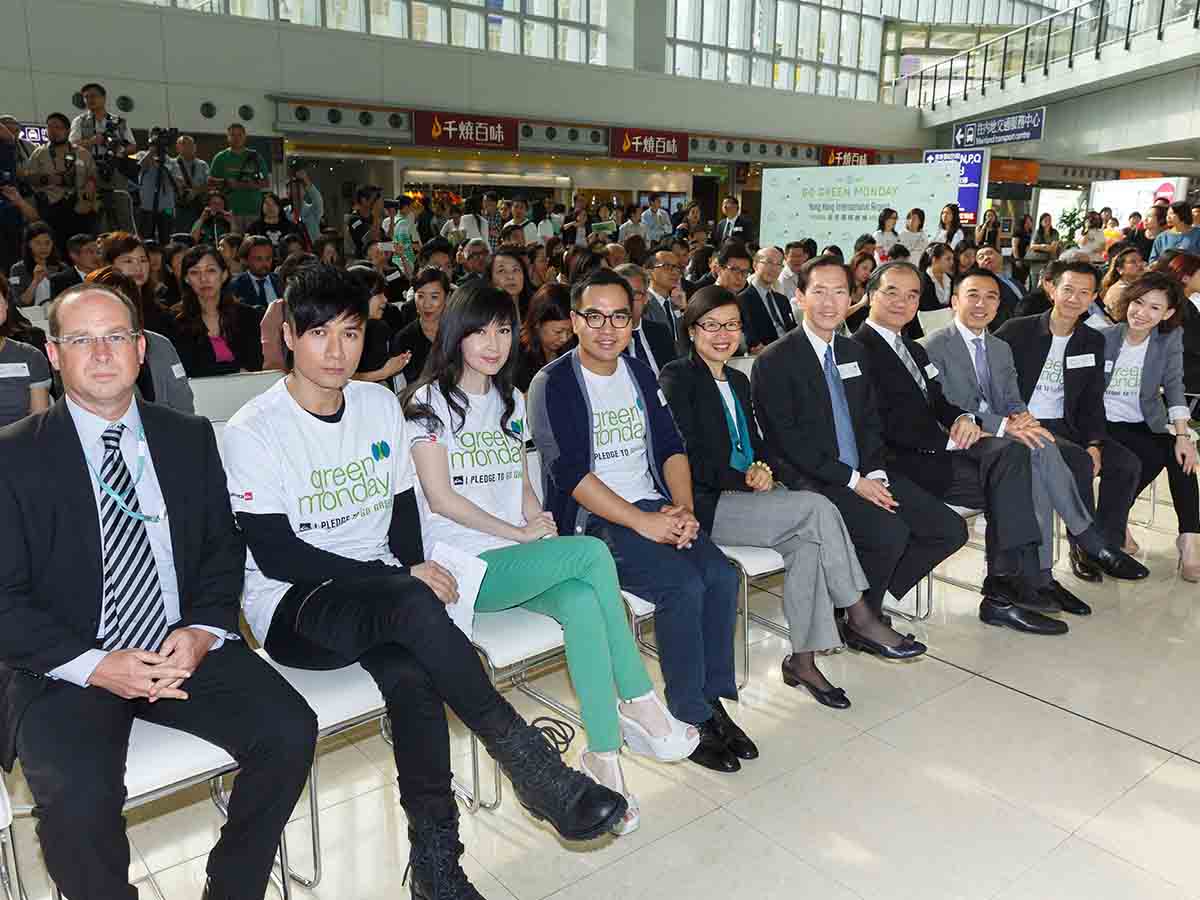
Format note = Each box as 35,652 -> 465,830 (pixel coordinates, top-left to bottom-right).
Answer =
48,232 -> 99,299
0,284 -> 317,900
995,261 -> 1148,582
711,196 -> 754,246
739,245 -> 797,352
975,246 -> 1024,330
852,262 -> 1069,634
615,262 -> 677,375
752,257 -> 968,653
229,235 -> 282,309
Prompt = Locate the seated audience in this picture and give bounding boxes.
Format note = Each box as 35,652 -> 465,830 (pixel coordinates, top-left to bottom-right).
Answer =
230,235 -> 281,309
245,191 -> 302,255
0,283 -> 316,900
1151,201 -> 1200,262
0,276 -> 51,427
157,240 -> 188,308
49,233 -> 100,297
995,261 -> 1148,582
740,246 -> 797,352
874,208 -> 900,263
567,247 -> 608,285
222,266 -> 626,897
216,231 -> 245,276
1100,272 -> 1200,580
259,250 -> 317,371
845,250 -> 875,332
346,265 -> 409,390
973,245 -> 1023,330
1014,259 -> 1063,318
11,221 -> 64,307
190,190 -> 237,245
622,233 -> 649,268
614,263 -> 676,375
1159,252 -> 1200,395
752,257 -> 968,635
390,266 -> 450,385
172,244 -> 264,377
605,243 -> 626,268
529,269 -> 756,775
919,242 -> 954,310
661,286 -> 915,708
898,208 -> 929,258
1100,245 -> 1146,313
955,241 -> 978,277
100,231 -> 174,337
515,282 -> 574,392
526,242 -> 551,289
490,247 -> 531,318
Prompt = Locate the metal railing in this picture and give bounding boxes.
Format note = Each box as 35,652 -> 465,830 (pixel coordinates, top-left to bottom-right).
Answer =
887,0 -> 1200,108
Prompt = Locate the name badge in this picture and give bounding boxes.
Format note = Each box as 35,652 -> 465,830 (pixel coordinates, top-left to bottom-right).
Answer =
172,362 -> 186,379
1104,360 -> 1114,373
7,277 -> 18,286
657,388 -> 669,407
924,363 -> 939,379
837,362 -> 862,380
0,363 -> 30,378
386,270 -> 403,283
1066,353 -> 1095,370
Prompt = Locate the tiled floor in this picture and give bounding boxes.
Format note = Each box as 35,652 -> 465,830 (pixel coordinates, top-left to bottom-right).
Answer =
4,495 -> 1200,900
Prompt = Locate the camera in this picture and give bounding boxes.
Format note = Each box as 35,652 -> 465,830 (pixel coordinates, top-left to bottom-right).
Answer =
149,126 -> 179,158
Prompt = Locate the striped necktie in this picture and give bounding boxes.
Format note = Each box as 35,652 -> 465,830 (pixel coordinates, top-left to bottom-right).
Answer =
99,424 -> 168,652
893,334 -> 928,402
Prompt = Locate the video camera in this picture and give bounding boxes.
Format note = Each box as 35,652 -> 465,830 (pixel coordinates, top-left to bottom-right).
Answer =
149,126 -> 180,158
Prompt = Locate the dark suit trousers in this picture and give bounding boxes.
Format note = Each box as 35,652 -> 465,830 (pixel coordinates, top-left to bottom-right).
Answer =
16,643 -> 317,900
821,473 -> 968,614
1040,419 -> 1143,547
940,437 -> 1043,575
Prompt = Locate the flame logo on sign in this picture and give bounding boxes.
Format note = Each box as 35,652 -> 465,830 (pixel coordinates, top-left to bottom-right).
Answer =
431,116 -> 442,140
622,131 -> 631,152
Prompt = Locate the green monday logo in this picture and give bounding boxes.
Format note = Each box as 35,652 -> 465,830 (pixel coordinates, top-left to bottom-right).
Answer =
450,424 -> 522,469
592,403 -> 645,447
299,443 -> 391,515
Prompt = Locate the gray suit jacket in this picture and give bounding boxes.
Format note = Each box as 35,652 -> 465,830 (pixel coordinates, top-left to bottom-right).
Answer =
143,330 -> 196,415
643,288 -> 678,334
924,323 -> 1026,434
1101,323 -> 1188,434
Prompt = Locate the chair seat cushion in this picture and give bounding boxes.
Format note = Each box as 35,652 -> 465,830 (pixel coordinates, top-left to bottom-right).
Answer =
125,720 -> 236,803
622,590 -> 655,618
947,505 -> 984,519
473,607 -> 565,670
718,545 -> 786,578
256,650 -> 386,735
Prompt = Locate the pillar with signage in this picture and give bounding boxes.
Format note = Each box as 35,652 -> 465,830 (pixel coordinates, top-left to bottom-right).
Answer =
923,148 -> 990,226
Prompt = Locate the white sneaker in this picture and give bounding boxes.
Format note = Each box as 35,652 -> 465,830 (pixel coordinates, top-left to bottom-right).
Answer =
618,694 -> 700,762
579,752 -> 640,836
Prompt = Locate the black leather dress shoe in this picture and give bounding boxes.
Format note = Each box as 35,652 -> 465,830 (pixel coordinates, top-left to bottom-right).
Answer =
979,597 -> 1068,634
984,574 -> 1055,611
842,624 -> 928,660
688,718 -> 740,773
709,699 -> 759,760
1087,547 -> 1150,581
1069,544 -> 1103,583
1046,580 -> 1092,616
781,655 -> 851,709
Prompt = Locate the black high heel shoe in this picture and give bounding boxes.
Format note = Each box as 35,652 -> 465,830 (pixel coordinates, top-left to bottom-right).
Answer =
842,624 -> 927,660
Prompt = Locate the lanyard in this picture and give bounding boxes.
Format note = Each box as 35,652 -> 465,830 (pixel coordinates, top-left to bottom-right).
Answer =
86,426 -> 164,524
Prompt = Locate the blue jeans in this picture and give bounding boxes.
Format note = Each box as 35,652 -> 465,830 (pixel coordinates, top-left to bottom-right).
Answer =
586,498 -> 740,725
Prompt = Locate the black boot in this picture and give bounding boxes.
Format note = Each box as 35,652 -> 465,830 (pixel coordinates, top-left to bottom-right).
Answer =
481,710 -> 627,841
403,806 -> 483,900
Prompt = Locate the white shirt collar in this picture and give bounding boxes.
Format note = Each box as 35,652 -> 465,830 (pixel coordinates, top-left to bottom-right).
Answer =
65,393 -> 142,453
864,318 -> 901,353
955,318 -> 987,348
801,319 -> 834,362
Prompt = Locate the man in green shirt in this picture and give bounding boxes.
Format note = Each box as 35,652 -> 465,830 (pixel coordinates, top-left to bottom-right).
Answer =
208,123 -> 269,232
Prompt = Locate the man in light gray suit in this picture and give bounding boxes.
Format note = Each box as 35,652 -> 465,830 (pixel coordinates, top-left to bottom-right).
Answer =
924,268 -> 1120,616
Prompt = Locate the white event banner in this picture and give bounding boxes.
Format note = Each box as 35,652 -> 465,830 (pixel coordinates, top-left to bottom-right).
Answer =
760,162 -> 960,253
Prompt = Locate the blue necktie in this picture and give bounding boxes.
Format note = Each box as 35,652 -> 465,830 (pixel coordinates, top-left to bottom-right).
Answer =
972,337 -> 994,410
824,345 -> 859,471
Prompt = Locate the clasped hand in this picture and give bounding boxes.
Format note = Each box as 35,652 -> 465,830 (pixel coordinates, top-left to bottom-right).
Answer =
638,505 -> 699,549
87,627 -> 218,702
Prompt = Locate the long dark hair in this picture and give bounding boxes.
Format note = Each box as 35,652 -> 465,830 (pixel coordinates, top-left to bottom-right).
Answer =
939,203 -> 963,241
1035,212 -> 1056,243
258,191 -> 284,223
0,276 -> 40,341
1121,271 -> 1185,333
175,245 -> 240,341
520,282 -> 572,363
679,285 -> 740,354
99,231 -> 159,328
22,221 -> 62,274
402,280 -> 521,441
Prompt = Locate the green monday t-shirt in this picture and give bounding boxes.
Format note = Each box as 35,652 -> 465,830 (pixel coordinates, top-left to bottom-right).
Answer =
222,379 -> 413,642
209,147 -> 267,217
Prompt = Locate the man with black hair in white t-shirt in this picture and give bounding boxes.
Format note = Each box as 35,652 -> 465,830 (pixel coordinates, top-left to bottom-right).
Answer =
222,264 -> 624,900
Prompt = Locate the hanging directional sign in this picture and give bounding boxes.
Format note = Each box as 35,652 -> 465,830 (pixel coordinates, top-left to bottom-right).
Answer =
953,107 -> 1046,149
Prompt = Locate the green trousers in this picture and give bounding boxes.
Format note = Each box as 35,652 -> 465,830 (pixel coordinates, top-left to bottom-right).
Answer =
477,536 -> 654,752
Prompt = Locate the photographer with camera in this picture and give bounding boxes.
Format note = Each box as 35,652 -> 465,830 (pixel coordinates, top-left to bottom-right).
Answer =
208,123 -> 269,233
68,82 -> 137,233
173,134 -> 209,234
283,166 -> 322,245
0,124 -> 39,277
136,127 -> 183,245
21,113 -> 97,252
347,184 -> 384,260
190,190 -> 237,245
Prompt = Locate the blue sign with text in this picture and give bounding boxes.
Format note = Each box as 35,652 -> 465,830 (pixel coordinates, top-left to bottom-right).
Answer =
923,148 -> 989,226
953,107 -> 1045,148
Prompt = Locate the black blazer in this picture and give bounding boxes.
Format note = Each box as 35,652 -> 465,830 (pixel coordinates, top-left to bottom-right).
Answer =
173,300 -> 265,378
738,283 -> 796,349
0,399 -> 245,769
751,326 -> 887,491
634,319 -> 679,370
48,267 -> 83,299
993,278 -> 1023,332
993,311 -> 1107,446
919,270 -> 949,312
1014,287 -> 1052,319
712,215 -> 754,247
852,322 -> 968,497
229,271 -> 282,310
1180,299 -> 1200,396
658,354 -> 765,534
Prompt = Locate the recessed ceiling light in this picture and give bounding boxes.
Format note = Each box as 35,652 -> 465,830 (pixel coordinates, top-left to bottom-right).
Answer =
1147,156 -> 1195,161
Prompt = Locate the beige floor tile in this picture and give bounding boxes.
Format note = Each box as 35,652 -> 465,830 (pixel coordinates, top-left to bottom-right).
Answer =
994,836 -> 1195,900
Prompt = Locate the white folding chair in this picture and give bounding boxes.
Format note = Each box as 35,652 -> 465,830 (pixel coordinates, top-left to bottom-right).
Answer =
916,308 -> 955,335
21,306 -> 47,328
0,771 -> 19,900
724,356 -> 755,378
189,370 -> 286,424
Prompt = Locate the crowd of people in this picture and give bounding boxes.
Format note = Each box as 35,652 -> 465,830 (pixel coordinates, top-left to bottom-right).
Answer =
4,89 -> 1200,898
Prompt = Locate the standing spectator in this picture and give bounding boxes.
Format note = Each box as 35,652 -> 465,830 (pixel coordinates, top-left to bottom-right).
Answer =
640,193 -> 672,244
136,129 -> 183,244
776,240 -> 812,300
172,134 -> 209,234
538,201 -> 566,243
172,244 -> 264,377
11,222 -> 64,308
897,208 -> 929,258
22,113 -> 96,250
618,203 -> 644,243
873,208 -> 899,263
935,203 -> 965,248
366,239 -> 410,307
246,192 -> 302,256
0,116 -> 35,171
674,203 -> 703,241
50,232 -> 101,297
562,207 -> 592,248
1076,211 -> 1108,264
0,276 -> 51,427
283,167 -> 322,245
1010,213 -> 1034,287
507,196 -> 539,245
461,191 -> 501,250
1151,202 -> 1200,262
190,190 -> 237,245
68,82 -> 137,233
439,202 -> 466,244
230,235 -> 282,310
456,237 -> 490,286
384,195 -> 421,273
208,123 -> 269,232
974,208 -> 1001,250
0,125 -> 41,275
347,185 -> 385,260
1025,213 -> 1060,286
712,196 -> 754,246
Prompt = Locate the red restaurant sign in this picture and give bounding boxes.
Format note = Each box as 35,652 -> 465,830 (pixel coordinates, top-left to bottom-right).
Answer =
609,126 -> 689,162
821,145 -> 879,166
412,109 -> 519,151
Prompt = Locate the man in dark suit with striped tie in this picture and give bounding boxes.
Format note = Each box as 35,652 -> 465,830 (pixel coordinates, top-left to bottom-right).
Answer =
0,284 -> 316,900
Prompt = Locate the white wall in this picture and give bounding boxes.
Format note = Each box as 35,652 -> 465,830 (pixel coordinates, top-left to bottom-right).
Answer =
4,0 -> 930,151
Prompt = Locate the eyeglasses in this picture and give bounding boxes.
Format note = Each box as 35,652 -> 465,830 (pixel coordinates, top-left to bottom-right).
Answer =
573,310 -> 633,329
49,330 -> 141,349
651,263 -> 682,272
695,319 -> 743,333
723,266 -> 751,276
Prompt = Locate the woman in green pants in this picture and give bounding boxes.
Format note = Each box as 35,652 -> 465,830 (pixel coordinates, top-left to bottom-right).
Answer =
403,281 -> 698,836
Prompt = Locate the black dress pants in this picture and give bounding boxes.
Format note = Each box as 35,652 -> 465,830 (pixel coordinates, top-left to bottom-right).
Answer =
16,642 -> 317,900
1040,419 -> 1142,548
264,572 -> 514,816
1108,421 -> 1200,534
821,472 -> 969,614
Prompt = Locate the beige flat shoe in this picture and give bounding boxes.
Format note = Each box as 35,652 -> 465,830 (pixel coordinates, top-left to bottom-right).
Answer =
1124,528 -> 1140,555
1178,534 -> 1200,583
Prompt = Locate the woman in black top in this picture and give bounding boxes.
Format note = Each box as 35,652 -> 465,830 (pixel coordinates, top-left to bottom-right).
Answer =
1010,213 -> 1034,287
974,208 -> 1001,250
246,192 -> 302,257
100,231 -> 175,338
489,247 -> 532,318
514,283 -> 574,392
345,265 -> 409,391
390,266 -> 449,384
172,244 -> 265,377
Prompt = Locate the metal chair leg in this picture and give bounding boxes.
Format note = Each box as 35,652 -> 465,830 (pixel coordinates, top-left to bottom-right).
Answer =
453,655 -> 501,814
735,562 -> 751,691
0,825 -> 29,900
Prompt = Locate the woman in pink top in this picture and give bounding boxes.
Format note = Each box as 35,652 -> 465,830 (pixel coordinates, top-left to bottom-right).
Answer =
172,244 -> 265,377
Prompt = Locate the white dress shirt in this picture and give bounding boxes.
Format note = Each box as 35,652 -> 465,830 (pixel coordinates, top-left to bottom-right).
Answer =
251,273 -> 278,304
51,396 -> 232,687
640,207 -> 672,243
628,326 -> 661,375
